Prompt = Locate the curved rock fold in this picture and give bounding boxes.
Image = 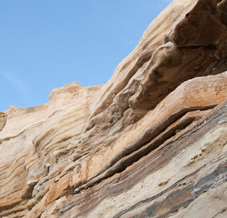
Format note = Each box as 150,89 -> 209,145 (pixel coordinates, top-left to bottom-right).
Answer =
1,0 -> 227,217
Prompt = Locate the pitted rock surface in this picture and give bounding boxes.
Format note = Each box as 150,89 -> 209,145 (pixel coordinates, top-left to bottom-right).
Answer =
1,1 -> 227,218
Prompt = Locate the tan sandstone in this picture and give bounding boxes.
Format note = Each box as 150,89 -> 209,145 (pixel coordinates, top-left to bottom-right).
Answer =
2,0 -> 227,217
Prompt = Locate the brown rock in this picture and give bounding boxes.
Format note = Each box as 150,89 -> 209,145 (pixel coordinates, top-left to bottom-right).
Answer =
2,1 -> 227,218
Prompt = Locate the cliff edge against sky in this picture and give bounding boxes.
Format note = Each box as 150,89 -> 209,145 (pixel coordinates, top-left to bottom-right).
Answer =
1,0 -> 227,217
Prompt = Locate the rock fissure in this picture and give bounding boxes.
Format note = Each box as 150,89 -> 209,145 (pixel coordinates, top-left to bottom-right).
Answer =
2,0 -> 227,217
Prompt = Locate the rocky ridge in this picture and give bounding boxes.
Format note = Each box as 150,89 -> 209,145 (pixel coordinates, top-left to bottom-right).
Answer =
1,0 -> 227,217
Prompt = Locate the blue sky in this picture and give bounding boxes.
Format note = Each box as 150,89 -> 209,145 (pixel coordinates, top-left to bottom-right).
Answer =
0,0 -> 172,111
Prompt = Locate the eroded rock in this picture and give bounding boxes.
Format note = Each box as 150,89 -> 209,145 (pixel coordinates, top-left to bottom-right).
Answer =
1,1 -> 227,218
0,112 -> 7,131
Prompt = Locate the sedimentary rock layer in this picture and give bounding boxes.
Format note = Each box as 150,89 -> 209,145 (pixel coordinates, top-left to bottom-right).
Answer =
1,0 -> 227,217
0,112 -> 7,131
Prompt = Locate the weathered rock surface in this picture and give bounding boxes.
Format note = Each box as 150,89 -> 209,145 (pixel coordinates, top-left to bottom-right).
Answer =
0,112 -> 7,131
1,0 -> 227,217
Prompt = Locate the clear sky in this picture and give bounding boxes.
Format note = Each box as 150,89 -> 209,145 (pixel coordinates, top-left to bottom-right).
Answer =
1,0 -> 172,112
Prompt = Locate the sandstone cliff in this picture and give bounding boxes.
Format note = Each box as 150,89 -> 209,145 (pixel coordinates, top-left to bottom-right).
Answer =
1,0 -> 227,217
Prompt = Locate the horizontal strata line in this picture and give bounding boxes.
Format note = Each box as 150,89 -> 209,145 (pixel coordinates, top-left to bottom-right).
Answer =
87,113 -> 201,185
98,106 -> 214,175
76,107 -> 214,191
61,104 -> 227,215
0,121 -> 44,144
34,120 -> 86,153
61,151 -> 227,215
113,153 -> 227,218
0,199 -> 29,217
0,199 -> 24,212
38,104 -> 227,215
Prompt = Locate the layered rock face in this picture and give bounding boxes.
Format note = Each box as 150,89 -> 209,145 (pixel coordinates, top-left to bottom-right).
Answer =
1,0 -> 227,217
0,113 -> 7,131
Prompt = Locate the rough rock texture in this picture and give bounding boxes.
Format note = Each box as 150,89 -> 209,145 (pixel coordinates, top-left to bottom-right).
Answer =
0,113 -> 7,131
2,0 -> 227,217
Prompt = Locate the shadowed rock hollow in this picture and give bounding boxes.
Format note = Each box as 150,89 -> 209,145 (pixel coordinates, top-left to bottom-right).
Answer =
1,0 -> 227,217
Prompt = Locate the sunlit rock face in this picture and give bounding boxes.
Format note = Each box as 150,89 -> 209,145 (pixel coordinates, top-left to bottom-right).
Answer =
1,0 -> 227,217
0,112 -> 7,131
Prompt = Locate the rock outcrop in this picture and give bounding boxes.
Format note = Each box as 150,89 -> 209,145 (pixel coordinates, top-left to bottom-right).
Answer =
1,0 -> 227,217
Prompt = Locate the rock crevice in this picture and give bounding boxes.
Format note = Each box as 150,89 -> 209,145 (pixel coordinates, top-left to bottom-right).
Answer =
2,1 -> 227,217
